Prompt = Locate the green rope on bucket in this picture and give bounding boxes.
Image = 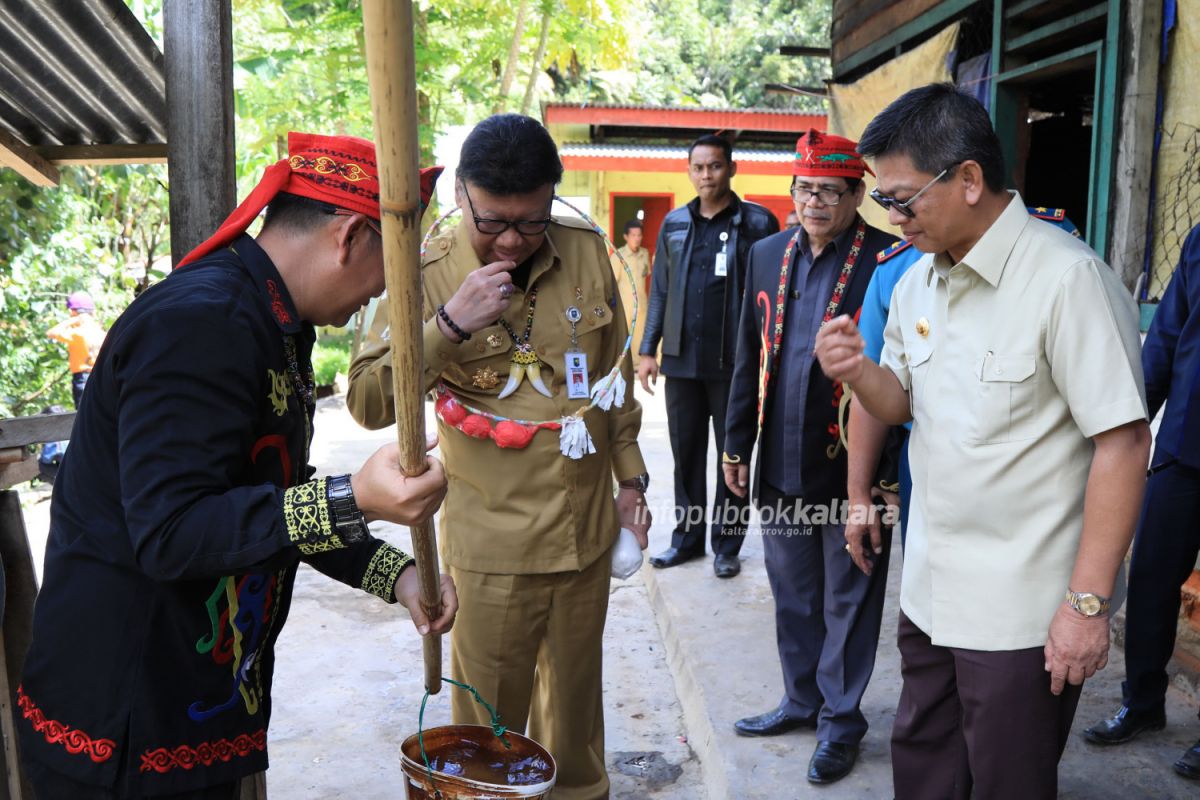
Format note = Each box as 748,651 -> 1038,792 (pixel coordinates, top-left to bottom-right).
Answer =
418,677 -> 512,796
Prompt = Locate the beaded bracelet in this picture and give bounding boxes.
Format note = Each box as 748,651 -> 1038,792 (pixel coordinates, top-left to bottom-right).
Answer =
437,304 -> 471,341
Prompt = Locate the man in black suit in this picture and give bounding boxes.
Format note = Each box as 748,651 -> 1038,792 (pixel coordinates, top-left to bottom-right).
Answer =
722,129 -> 897,784
638,134 -> 779,578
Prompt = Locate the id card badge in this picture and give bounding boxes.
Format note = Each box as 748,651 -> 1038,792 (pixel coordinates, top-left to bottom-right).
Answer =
713,251 -> 728,277
565,350 -> 590,399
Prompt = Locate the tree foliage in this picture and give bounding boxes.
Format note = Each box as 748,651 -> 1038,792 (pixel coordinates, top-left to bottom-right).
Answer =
0,0 -> 830,415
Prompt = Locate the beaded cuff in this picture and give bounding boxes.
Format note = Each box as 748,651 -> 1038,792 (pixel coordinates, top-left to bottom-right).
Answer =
283,478 -> 348,555
361,543 -> 414,603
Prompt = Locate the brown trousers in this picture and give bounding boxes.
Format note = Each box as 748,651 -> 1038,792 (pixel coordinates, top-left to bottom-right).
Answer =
449,549 -> 611,800
892,612 -> 1082,800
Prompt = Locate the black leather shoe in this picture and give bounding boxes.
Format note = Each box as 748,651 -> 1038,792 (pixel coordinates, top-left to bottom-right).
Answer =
733,707 -> 817,737
807,740 -> 858,784
1083,705 -> 1166,745
649,546 -> 704,569
1175,738 -> 1200,779
713,553 -> 741,578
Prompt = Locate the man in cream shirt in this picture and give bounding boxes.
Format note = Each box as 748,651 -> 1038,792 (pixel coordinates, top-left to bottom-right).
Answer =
815,83 -> 1150,799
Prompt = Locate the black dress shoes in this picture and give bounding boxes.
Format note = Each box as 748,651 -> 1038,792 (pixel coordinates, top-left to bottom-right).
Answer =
713,553 -> 741,578
1175,738 -> 1200,779
807,741 -> 859,784
733,707 -> 817,737
1083,705 -> 1166,745
649,546 -> 704,569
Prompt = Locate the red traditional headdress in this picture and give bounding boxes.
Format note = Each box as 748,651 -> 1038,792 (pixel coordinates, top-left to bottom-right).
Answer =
793,129 -> 874,179
177,132 -> 443,268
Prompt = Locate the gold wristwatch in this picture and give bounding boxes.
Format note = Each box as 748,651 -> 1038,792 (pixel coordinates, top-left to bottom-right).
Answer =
1065,589 -> 1110,617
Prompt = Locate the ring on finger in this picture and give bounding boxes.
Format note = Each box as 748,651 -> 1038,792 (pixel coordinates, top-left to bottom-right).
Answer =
499,283 -> 514,299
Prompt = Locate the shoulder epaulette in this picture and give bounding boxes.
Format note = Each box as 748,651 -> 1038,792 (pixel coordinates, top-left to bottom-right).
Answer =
1028,206 -> 1066,222
421,232 -> 455,268
552,215 -> 597,233
876,239 -> 913,264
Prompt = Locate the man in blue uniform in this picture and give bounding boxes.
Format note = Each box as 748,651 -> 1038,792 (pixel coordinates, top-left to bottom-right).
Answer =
1084,222 -> 1200,781
18,133 -> 455,799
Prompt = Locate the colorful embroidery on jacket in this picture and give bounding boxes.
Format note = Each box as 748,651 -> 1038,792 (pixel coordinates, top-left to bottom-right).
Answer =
18,685 -> 116,764
140,730 -> 267,773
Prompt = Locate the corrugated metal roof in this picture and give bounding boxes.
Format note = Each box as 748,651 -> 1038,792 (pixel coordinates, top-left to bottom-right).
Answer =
0,0 -> 166,152
560,143 -> 793,162
545,101 -> 819,117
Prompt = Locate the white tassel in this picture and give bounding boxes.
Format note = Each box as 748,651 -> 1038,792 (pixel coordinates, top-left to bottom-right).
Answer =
610,370 -> 628,409
559,415 -> 596,459
590,370 -> 626,411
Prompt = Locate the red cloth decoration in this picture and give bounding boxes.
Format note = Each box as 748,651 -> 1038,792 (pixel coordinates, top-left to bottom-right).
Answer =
460,415 -> 493,439
435,392 -> 468,426
793,129 -> 873,179
492,420 -> 536,449
177,132 -> 443,268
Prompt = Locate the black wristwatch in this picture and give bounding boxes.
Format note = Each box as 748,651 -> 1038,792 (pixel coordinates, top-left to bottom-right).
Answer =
326,473 -> 369,544
618,472 -> 650,492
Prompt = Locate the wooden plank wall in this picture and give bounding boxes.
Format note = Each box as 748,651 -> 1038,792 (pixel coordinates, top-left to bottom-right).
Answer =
832,0 -> 945,67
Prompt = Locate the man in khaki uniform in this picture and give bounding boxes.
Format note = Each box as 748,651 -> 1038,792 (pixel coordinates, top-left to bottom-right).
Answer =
815,84 -> 1150,798
347,114 -> 650,800
613,218 -> 650,352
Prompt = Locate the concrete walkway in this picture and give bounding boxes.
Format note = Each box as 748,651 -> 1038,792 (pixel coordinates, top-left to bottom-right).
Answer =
14,384 -> 1200,798
633,382 -> 1200,800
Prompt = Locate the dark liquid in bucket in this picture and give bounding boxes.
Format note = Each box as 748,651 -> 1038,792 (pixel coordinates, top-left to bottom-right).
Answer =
428,739 -> 553,785
402,724 -> 556,799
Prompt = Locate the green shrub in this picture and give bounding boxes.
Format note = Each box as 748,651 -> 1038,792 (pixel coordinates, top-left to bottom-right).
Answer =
311,335 -> 351,387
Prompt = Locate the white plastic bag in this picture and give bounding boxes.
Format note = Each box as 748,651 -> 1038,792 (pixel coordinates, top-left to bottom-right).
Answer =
611,527 -> 644,579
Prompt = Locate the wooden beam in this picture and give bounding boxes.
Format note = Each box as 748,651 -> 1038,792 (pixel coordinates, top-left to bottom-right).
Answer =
0,490 -> 39,798
779,45 -> 831,58
36,143 -> 169,166
0,461 -> 37,492
0,414 -> 75,450
1005,3 -> 1107,54
0,129 -> 59,188
1109,0 -> 1161,288
0,451 -> 25,466
164,0 -> 235,266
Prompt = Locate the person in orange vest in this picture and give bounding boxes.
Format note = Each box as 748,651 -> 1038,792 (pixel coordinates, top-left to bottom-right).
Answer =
46,291 -> 107,407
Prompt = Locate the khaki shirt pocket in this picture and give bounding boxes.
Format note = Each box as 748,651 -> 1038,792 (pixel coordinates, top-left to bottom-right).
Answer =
972,353 -> 1037,443
442,322 -> 512,393
906,339 -> 934,417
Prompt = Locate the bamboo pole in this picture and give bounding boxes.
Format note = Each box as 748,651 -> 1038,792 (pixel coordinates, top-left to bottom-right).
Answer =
362,0 -> 443,694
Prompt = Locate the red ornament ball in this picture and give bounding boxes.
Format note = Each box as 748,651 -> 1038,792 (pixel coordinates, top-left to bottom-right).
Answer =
460,414 -> 493,439
493,420 -> 536,449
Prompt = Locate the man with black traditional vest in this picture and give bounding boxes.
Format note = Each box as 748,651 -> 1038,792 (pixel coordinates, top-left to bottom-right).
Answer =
18,133 -> 455,799
722,129 -> 897,784
638,134 -> 779,578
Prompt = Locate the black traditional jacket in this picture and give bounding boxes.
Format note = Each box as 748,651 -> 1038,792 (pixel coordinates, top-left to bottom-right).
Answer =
19,235 -> 412,795
723,219 -> 896,507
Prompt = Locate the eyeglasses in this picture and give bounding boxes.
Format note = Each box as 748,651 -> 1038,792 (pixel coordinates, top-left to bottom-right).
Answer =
333,207 -> 382,237
869,164 -> 957,218
462,183 -> 552,236
790,184 -> 852,206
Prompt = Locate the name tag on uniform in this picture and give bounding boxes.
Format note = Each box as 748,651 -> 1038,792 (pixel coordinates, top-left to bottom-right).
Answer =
565,350 -> 590,399
714,252 -> 727,277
